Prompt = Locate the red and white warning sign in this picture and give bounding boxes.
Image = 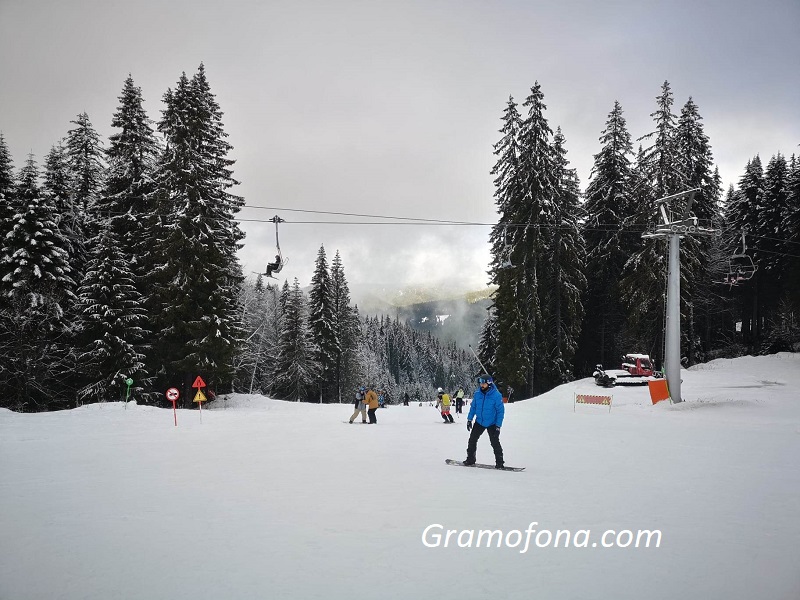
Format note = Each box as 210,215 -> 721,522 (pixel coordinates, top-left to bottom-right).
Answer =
166,387 -> 180,402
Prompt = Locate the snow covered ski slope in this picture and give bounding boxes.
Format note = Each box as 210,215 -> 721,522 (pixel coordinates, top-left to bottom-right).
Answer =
1,353 -> 799,600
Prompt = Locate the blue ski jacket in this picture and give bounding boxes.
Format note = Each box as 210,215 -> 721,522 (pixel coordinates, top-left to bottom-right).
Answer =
468,384 -> 504,428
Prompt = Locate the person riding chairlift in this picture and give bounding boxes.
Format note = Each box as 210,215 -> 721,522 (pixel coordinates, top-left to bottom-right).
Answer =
264,254 -> 283,278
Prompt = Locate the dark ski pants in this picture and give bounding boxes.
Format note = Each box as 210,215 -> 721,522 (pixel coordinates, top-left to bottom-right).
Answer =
367,408 -> 378,423
466,423 -> 503,467
455,401 -> 463,414
441,411 -> 454,423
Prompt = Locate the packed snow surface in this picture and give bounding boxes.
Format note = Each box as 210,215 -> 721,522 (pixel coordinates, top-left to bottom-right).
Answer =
2,353 -> 799,599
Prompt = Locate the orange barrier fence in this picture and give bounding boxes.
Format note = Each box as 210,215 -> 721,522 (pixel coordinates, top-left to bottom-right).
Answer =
574,393 -> 612,413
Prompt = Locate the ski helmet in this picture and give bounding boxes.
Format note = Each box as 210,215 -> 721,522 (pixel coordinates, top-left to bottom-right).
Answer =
437,387 -> 443,393
477,375 -> 493,385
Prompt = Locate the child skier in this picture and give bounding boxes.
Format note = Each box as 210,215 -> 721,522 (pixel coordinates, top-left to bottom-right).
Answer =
436,388 -> 454,423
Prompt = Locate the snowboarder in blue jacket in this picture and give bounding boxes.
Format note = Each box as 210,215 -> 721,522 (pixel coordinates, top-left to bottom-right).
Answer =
464,375 -> 505,469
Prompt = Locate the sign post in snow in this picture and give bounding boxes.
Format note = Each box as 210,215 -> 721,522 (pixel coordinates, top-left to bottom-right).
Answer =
192,376 -> 207,423
166,387 -> 180,426
124,377 -> 133,408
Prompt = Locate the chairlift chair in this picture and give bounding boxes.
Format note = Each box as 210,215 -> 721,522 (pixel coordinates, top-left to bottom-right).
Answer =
728,255 -> 756,280
264,215 -> 287,279
728,230 -> 757,281
716,230 -> 757,287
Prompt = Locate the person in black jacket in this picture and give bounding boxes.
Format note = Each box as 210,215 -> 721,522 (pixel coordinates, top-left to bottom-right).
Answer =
264,255 -> 283,278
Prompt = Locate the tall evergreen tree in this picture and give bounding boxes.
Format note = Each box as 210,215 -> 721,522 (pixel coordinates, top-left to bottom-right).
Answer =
757,153 -> 792,351
578,101 -> 637,373
147,66 -> 245,397
330,250 -> 360,402
308,245 -> 337,401
272,279 -> 320,401
673,97 -> 722,364
486,95 -> 529,389
74,228 -> 150,403
0,155 -> 75,410
620,82 -> 681,366
543,127 -> 586,384
759,154 -> 790,273
490,84 -> 558,395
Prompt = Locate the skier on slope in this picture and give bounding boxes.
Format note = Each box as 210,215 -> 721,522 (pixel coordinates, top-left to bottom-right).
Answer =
464,375 -> 504,469
365,386 -> 379,424
435,388 -> 454,423
348,387 -> 367,424
454,387 -> 465,414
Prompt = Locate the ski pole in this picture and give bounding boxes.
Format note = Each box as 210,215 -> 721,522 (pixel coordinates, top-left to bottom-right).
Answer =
468,345 -> 490,376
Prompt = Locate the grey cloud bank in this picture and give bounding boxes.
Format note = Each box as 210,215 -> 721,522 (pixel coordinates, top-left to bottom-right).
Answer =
1,0 -> 797,293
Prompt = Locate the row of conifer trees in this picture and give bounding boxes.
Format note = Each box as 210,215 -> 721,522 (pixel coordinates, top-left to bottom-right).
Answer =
0,65 -> 474,411
478,81 -> 800,397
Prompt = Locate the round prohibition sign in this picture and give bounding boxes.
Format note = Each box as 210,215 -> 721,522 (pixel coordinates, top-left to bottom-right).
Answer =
165,387 -> 180,402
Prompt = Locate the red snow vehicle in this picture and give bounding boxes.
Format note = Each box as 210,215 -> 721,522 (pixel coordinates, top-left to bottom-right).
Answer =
593,354 -> 662,387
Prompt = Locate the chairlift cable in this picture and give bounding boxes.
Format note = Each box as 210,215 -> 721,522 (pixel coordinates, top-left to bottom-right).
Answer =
237,208 -> 800,247
243,204 -> 480,225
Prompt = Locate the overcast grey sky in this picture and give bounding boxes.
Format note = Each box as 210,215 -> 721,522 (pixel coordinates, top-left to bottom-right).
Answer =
1,0 -> 798,296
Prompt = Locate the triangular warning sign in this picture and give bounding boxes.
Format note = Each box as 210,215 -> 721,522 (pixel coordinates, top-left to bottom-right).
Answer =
193,389 -> 207,403
192,376 -> 206,388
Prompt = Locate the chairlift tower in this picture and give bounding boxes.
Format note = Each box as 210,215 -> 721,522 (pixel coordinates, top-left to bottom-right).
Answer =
642,188 -> 716,403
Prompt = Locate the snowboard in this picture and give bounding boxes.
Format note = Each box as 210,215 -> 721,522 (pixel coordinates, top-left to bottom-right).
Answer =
445,459 -> 524,472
